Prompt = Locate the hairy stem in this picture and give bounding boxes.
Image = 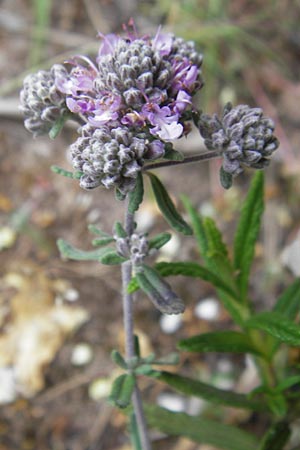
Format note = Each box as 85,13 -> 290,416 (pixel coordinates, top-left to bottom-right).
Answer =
121,201 -> 152,450
142,150 -> 221,172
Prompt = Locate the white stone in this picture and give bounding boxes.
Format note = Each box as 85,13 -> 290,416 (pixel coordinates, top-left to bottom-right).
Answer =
157,393 -> 185,412
194,298 -> 220,321
160,313 -> 183,334
0,367 -> 17,404
64,288 -> 79,302
71,343 -> 93,366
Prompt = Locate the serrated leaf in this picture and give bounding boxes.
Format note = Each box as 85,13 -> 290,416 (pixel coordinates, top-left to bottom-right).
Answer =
273,278 -> 300,320
145,404 -> 258,450
148,172 -> 192,235
57,239 -> 115,262
233,172 -> 264,299
154,371 -> 268,411
99,250 -> 128,265
178,330 -> 264,356
148,232 -> 172,250
246,311 -> 300,346
136,265 -> 185,315
128,172 -> 144,214
258,421 -> 290,450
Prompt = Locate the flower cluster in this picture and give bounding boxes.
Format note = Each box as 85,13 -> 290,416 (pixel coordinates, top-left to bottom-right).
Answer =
198,103 -> 279,185
20,24 -> 203,195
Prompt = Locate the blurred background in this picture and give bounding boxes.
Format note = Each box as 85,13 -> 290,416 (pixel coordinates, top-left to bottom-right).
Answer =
1,0 -> 300,449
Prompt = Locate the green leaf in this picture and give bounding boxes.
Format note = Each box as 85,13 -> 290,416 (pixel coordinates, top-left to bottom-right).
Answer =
258,421 -> 291,450
99,250 -> 128,265
88,224 -> 111,237
154,371 -> 268,411
92,237 -> 115,247
51,165 -> 83,179
155,261 -> 238,298
178,330 -> 264,356
274,375 -> 300,393
148,232 -> 172,250
147,172 -> 192,235
246,311 -> 300,346
115,188 -> 126,201
109,374 -> 135,409
163,143 -> 184,161
129,413 -> 142,450
136,265 -> 185,315
128,172 -> 144,214
111,350 -> 127,369
273,278 -> 300,320
57,239 -> 116,262
48,112 -> 69,139
145,404 -> 258,450
114,221 -> 127,238
233,172 -> 264,299
181,194 -> 208,257
220,166 -> 233,189
128,261 -> 238,299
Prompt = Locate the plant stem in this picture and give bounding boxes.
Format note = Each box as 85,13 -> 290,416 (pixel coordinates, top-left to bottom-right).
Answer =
142,150 -> 221,172
121,201 -> 152,450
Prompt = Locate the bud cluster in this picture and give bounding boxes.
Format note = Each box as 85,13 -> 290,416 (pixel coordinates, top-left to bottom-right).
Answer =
115,233 -> 149,266
198,103 -> 279,178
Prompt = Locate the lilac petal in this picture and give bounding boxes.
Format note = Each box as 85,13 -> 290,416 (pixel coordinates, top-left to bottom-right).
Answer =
152,27 -> 173,56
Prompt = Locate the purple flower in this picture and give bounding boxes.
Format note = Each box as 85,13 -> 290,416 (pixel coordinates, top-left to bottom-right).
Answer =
171,60 -> 199,94
142,103 -> 183,141
173,90 -> 192,114
97,33 -> 122,60
151,27 -> 173,56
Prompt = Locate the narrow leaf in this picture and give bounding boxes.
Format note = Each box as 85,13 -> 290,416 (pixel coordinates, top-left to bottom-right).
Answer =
111,350 -> 127,369
48,112 -> 69,139
155,261 -> 238,299
246,311 -> 300,346
258,421 -> 290,450
114,221 -> 127,238
274,375 -> 300,393
145,405 -> 258,450
129,413 -> 142,450
57,239 -> 115,262
92,237 -> 115,247
163,144 -> 184,161
136,265 -> 185,314
203,216 -> 229,259
88,224 -> 111,237
148,172 -> 192,235
154,371 -> 268,411
178,330 -> 264,356
116,374 -> 135,409
273,278 -> 300,320
233,172 -> 264,299
181,194 -> 208,257
128,172 -> 144,214
51,165 -> 83,179
148,232 -> 172,250
99,250 -> 128,265
109,374 -> 127,403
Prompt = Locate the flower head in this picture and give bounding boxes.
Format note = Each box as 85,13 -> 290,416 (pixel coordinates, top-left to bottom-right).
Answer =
20,65 -> 68,137
198,103 -> 279,187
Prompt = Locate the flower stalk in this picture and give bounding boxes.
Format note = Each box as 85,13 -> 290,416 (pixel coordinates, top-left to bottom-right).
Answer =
121,200 -> 152,450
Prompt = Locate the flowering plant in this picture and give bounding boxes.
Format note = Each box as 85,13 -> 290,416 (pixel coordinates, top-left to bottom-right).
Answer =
19,20 -> 300,450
